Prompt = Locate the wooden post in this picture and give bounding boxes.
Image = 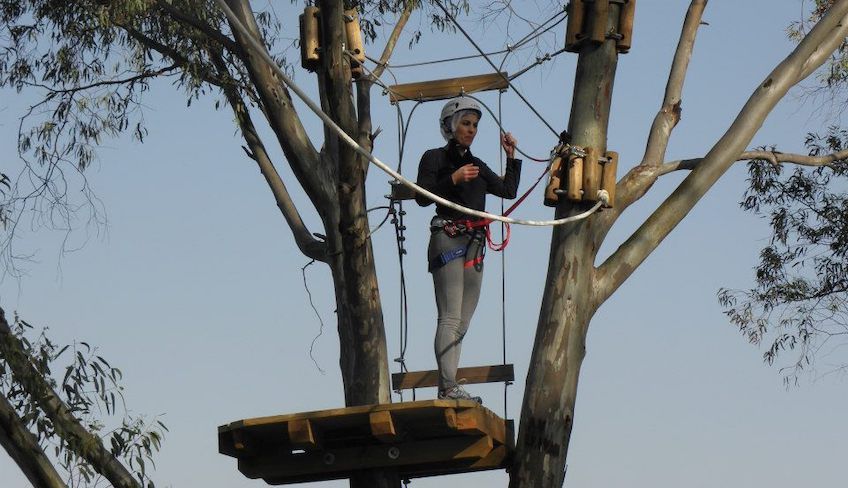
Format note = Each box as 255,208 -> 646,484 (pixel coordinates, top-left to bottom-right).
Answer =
344,8 -> 365,80
565,155 -> 583,202
300,6 -> 320,70
601,151 -> 618,207
581,146 -> 601,201
544,155 -> 563,207
617,0 -> 636,53
565,1 -> 586,51
589,0 -> 610,43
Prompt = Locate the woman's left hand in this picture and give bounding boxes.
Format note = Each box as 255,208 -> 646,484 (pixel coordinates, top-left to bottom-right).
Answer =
501,132 -> 517,159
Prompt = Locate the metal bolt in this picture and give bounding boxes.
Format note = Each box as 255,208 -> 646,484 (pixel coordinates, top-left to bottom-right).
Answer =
387,447 -> 400,460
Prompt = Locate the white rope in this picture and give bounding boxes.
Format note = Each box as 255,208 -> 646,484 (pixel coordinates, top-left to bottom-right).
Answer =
214,0 -> 608,226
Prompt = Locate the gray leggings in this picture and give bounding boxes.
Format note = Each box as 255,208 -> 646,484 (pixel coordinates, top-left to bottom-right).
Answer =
428,228 -> 484,391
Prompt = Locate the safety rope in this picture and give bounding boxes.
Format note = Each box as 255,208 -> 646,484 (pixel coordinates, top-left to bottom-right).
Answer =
216,0 -> 608,226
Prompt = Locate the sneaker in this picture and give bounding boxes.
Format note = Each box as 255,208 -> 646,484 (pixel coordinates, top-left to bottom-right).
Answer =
438,385 -> 483,404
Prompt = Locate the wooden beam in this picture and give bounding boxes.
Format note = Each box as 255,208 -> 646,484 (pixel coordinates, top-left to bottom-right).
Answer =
239,435 -> 495,482
444,408 -> 507,445
287,419 -> 320,449
388,72 -> 509,103
369,410 -> 401,443
392,364 -> 514,390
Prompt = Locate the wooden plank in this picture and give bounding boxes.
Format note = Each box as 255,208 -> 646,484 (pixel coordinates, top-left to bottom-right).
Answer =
444,408 -> 507,446
220,399 -> 485,436
369,411 -> 400,443
240,435 -> 495,482
392,364 -> 514,390
287,419 -> 320,449
388,72 -> 509,103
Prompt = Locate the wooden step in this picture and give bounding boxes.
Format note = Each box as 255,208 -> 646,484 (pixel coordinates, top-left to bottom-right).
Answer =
392,364 -> 514,391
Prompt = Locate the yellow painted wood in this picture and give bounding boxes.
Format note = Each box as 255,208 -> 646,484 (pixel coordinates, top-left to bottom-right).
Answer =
392,364 -> 514,390
388,73 -> 509,103
601,151 -> 618,208
617,0 -> 636,53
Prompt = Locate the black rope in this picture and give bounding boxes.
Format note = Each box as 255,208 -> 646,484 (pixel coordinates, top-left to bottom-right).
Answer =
433,0 -> 561,138
302,259 -> 326,375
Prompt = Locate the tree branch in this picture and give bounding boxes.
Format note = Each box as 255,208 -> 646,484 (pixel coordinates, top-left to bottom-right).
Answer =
209,49 -> 327,261
24,65 -> 179,94
223,0 -> 329,212
369,1 -> 415,80
0,394 -> 67,488
659,148 -> 848,174
154,0 -> 241,54
594,0 -> 848,306
0,309 -> 140,488
610,0 -> 708,213
120,25 -> 229,88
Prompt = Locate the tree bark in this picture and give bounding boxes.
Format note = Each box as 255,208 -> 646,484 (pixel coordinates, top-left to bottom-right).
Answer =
511,3 -> 622,487
0,393 -> 67,488
316,1 -> 396,486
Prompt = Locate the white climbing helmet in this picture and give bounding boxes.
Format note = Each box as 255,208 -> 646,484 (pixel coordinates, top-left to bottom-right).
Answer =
439,96 -> 482,140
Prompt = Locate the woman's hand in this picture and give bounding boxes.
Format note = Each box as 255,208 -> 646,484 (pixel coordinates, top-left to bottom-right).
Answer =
451,163 -> 480,184
501,132 -> 517,159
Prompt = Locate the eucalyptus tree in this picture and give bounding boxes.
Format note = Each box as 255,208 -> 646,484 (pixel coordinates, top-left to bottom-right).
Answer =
509,1 -> 848,486
0,1 -> 459,487
2,1 -> 848,488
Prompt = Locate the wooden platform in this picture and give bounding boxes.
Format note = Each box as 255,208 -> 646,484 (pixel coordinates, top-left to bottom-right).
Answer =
218,400 -> 514,484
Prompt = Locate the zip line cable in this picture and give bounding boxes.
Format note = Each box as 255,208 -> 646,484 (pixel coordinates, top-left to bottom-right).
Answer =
215,0 -> 608,226
432,0 -> 561,138
369,5 -> 567,70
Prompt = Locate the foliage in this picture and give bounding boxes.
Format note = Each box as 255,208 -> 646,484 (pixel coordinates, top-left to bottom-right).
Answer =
720,128 -> 848,383
0,311 -> 166,487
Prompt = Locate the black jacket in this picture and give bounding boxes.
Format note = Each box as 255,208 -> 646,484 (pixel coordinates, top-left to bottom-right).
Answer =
415,141 -> 522,220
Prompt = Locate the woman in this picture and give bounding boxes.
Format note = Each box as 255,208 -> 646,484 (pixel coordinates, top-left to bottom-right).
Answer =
415,96 -> 521,403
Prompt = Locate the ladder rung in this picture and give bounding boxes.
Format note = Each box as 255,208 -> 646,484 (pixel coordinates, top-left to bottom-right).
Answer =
392,364 -> 514,390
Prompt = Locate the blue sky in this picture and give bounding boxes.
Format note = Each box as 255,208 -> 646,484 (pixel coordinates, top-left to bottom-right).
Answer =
1,1 -> 846,487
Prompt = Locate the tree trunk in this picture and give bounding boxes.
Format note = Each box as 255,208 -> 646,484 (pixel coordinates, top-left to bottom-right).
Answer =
317,2 -> 397,486
0,393 -> 67,488
511,3 -> 622,487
